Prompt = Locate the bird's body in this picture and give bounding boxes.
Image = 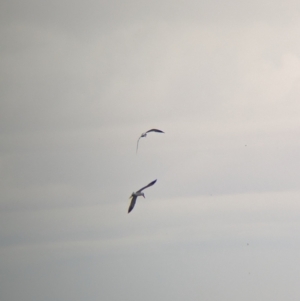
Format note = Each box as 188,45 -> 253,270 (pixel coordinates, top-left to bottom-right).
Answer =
128,179 -> 157,213
136,129 -> 164,153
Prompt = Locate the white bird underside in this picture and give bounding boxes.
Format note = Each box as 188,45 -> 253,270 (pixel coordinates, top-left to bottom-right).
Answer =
128,179 -> 157,213
136,129 -> 164,153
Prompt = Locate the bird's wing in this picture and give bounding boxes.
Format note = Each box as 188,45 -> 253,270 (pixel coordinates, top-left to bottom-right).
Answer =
137,179 -> 157,192
136,136 -> 142,153
145,129 -> 164,134
128,195 -> 137,213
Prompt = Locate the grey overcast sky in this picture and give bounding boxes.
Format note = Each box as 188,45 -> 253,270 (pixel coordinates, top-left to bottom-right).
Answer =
1,0 -> 300,300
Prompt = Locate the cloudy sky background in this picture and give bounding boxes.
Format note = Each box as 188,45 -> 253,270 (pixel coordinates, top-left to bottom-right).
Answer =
1,0 -> 300,300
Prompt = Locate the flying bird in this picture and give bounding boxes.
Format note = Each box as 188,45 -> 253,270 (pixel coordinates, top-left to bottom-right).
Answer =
128,179 -> 157,213
136,129 -> 164,153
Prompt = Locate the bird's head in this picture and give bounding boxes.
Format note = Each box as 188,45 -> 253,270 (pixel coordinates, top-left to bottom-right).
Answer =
141,192 -> 145,198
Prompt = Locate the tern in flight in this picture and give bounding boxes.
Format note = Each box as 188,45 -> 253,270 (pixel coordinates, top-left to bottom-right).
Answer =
136,129 -> 164,153
128,179 -> 157,213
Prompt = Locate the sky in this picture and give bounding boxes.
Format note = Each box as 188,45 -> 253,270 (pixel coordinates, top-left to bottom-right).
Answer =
1,0 -> 300,300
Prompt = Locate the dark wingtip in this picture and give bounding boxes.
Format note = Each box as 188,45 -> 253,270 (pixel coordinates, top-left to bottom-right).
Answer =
151,179 -> 157,185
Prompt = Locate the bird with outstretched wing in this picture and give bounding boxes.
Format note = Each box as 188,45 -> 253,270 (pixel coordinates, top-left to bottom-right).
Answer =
136,129 -> 164,153
128,179 -> 157,213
